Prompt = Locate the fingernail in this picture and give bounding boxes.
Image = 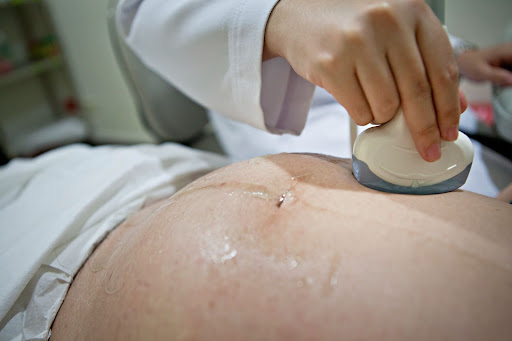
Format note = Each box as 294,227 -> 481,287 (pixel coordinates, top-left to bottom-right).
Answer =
444,126 -> 459,141
425,143 -> 441,162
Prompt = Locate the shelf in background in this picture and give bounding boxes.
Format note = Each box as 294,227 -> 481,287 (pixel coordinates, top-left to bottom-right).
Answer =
0,0 -> 40,8
0,55 -> 62,87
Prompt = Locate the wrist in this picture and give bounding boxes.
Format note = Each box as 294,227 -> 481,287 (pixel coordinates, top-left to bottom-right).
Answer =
263,0 -> 287,61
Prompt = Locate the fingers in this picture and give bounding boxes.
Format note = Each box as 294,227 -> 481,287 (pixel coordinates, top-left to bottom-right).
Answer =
417,16 -> 461,143
487,42 -> 512,67
356,46 -> 400,124
385,26 -> 441,161
328,71 -> 374,126
278,0 -> 467,164
481,65 -> 512,86
458,43 -> 512,85
459,89 -> 468,113
326,23 -> 400,126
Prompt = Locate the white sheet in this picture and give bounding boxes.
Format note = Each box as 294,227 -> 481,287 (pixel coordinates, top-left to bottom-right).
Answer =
1,137 -> 510,341
0,143 -> 228,341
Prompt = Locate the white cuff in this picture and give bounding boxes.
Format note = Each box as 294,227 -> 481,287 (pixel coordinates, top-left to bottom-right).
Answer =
260,58 -> 316,134
231,0 -> 315,135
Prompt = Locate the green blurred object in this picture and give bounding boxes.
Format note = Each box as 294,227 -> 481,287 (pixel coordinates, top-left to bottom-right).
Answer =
0,30 -> 14,73
30,34 -> 59,60
0,0 -> 40,7
0,31 -> 10,59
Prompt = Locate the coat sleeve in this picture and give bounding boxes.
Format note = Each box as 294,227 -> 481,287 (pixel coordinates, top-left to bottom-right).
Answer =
116,0 -> 315,135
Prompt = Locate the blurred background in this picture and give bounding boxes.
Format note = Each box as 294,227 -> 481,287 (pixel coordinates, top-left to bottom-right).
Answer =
0,0 -> 511,164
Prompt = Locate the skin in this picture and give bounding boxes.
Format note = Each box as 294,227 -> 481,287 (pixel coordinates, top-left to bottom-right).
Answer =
497,183 -> 512,203
263,0 -> 462,162
51,153 -> 512,340
457,42 -> 512,86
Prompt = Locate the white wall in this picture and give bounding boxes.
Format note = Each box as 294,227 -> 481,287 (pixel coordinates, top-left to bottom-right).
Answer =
46,0 -> 155,143
446,0 -> 512,47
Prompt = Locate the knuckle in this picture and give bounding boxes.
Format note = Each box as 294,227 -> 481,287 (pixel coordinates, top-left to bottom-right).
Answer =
365,3 -> 399,26
437,106 -> 460,122
382,95 -> 400,114
429,59 -> 460,91
314,52 -> 338,75
405,0 -> 429,13
416,121 -> 439,138
373,98 -> 399,123
355,117 -> 373,126
437,62 -> 460,86
410,78 -> 432,99
343,27 -> 366,49
351,111 -> 373,126
344,101 -> 373,125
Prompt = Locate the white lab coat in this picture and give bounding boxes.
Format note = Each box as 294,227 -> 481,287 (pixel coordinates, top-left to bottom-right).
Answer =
117,0 -> 357,162
117,0 -> 315,136
117,0 -> 512,197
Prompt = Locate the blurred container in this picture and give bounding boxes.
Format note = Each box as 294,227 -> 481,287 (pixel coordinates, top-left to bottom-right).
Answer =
491,20 -> 512,143
493,85 -> 512,143
30,34 -> 59,60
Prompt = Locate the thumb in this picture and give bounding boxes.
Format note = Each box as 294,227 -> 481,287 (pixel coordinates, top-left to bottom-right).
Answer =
459,89 -> 468,113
